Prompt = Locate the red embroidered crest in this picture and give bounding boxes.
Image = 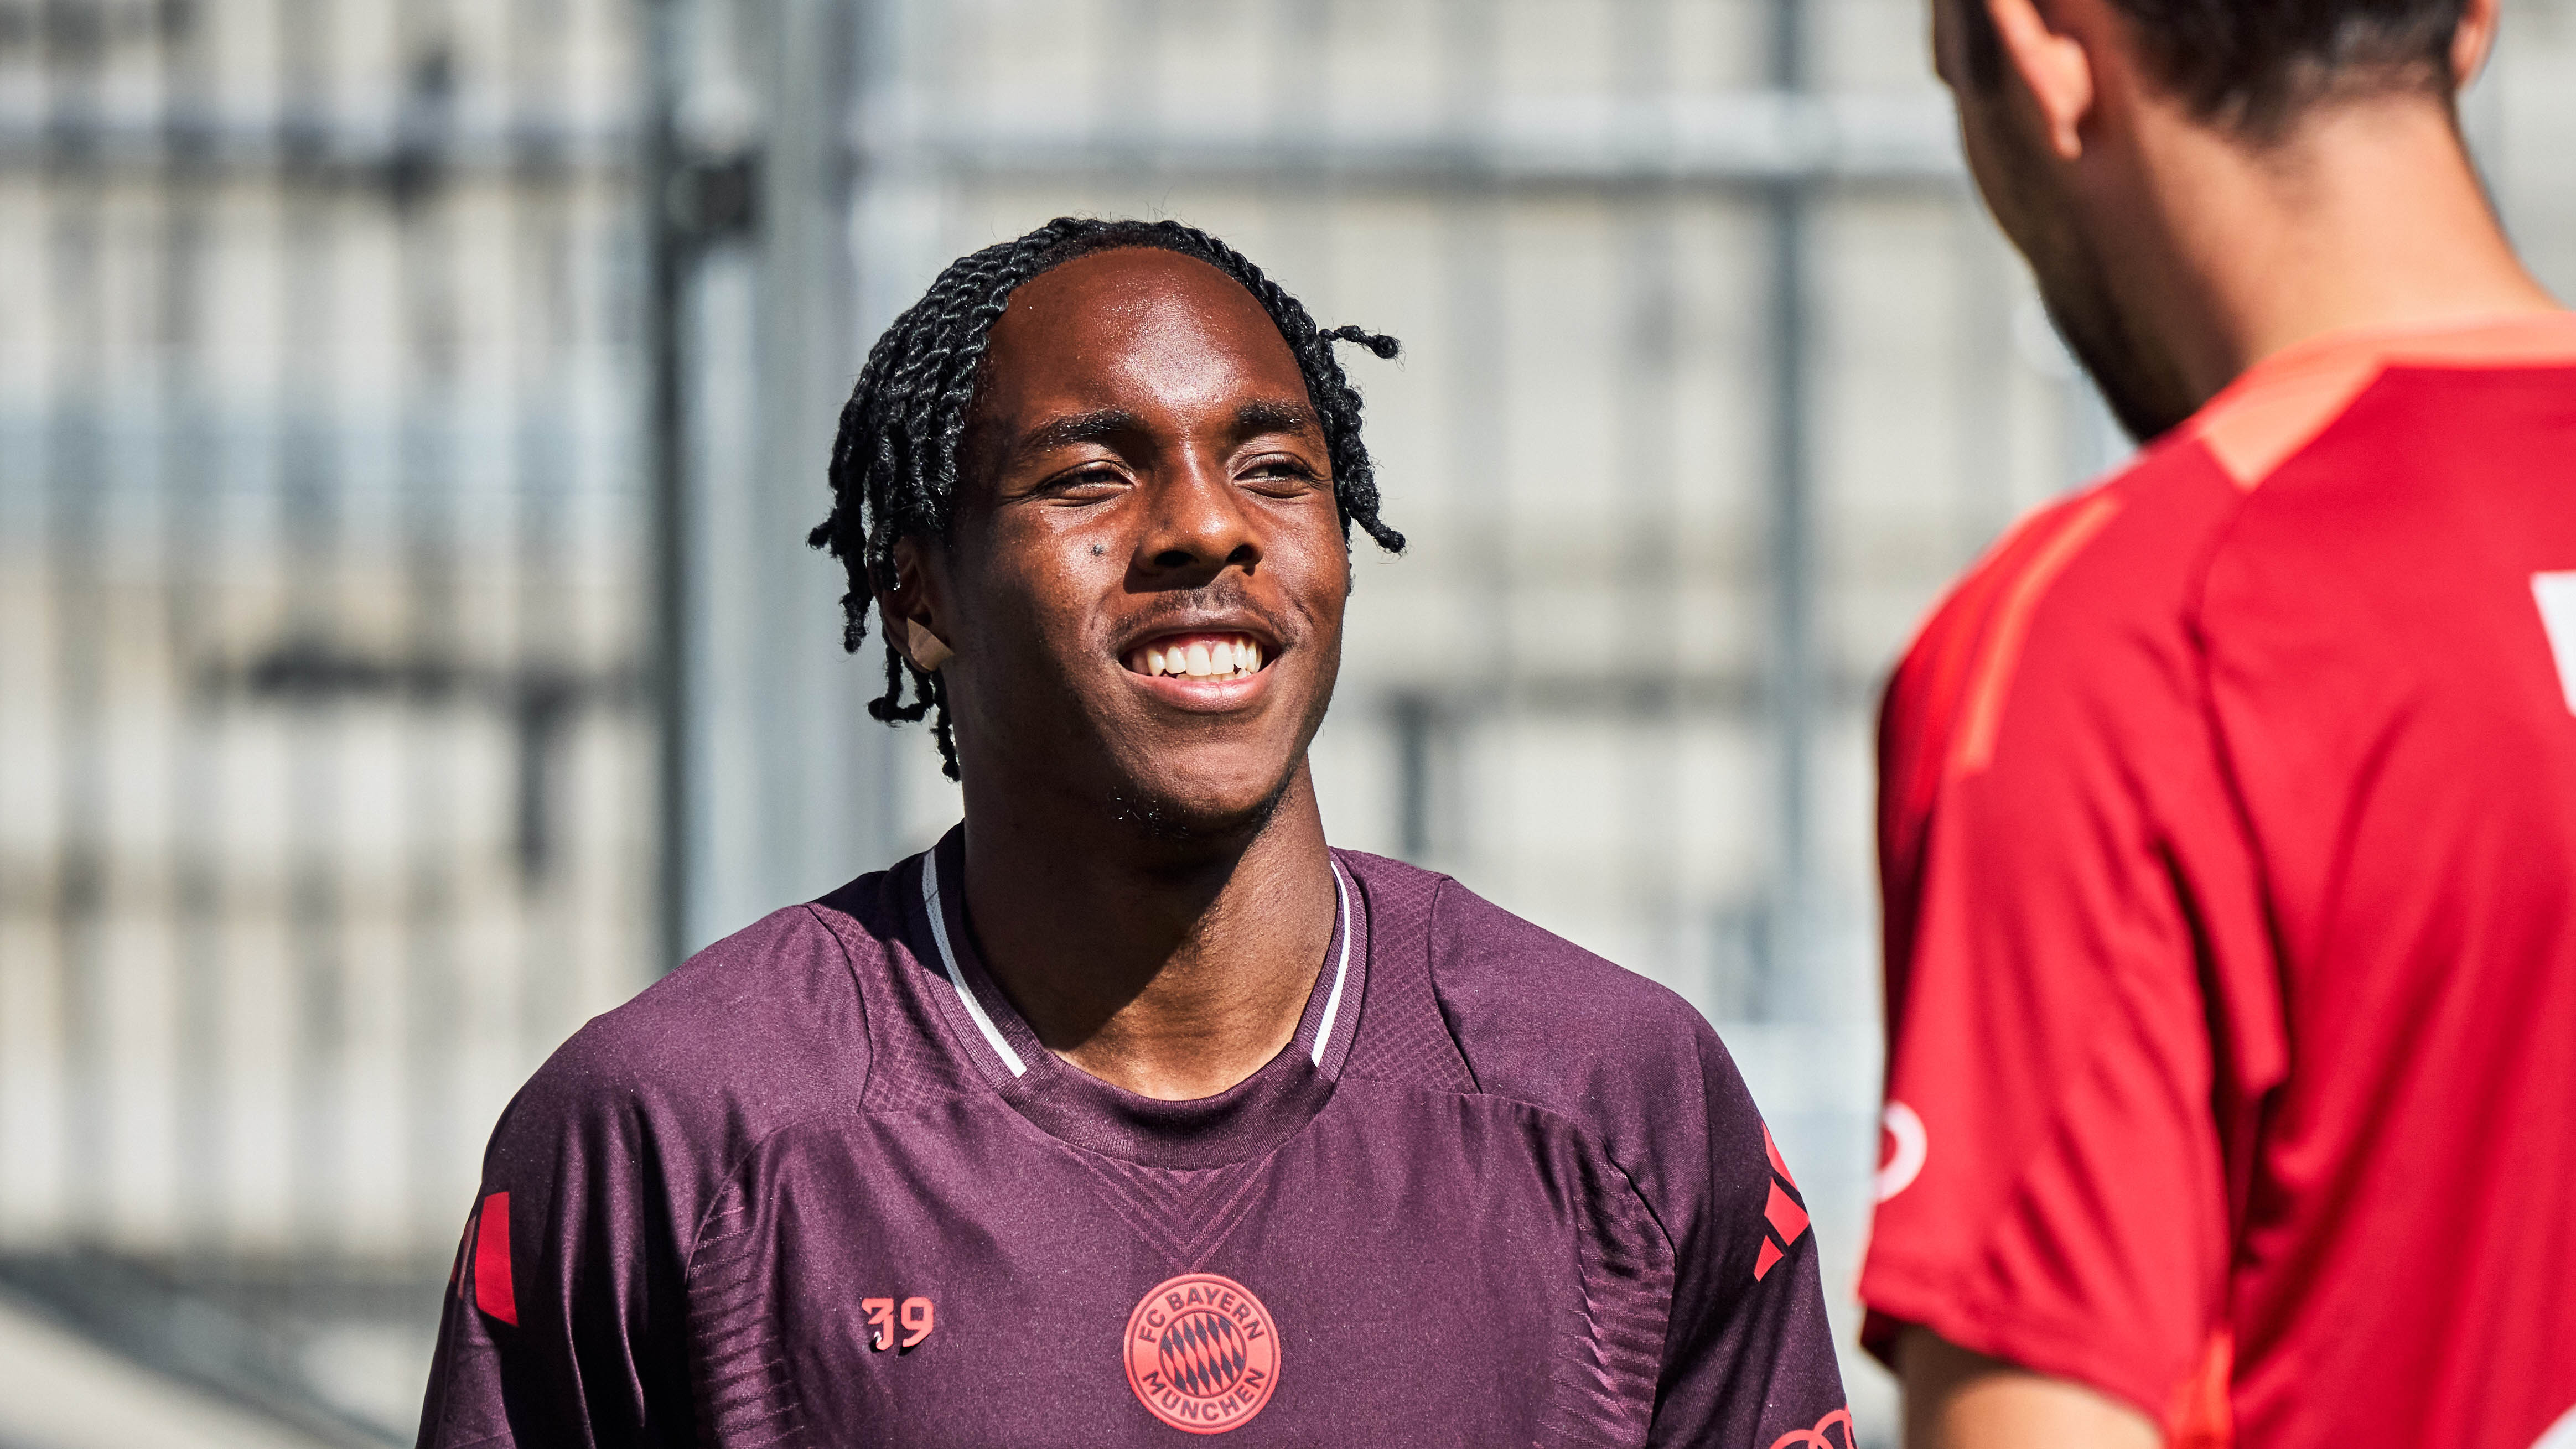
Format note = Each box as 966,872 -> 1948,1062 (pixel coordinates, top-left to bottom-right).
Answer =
1121,1273 -> 1281,1434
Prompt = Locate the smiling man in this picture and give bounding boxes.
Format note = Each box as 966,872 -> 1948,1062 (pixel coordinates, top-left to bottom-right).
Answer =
413,217 -> 1848,1448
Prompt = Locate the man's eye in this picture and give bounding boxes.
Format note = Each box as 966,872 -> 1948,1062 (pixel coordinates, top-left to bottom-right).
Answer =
1053,467 -> 1126,493
1243,459 -> 1320,489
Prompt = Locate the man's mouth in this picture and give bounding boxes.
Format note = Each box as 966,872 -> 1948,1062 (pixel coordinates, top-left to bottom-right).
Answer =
1122,631 -> 1268,681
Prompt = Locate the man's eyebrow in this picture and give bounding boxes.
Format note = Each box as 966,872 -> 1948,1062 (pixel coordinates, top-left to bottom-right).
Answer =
1235,399 -> 1320,437
1015,408 -> 1146,456
1009,401 -> 1318,458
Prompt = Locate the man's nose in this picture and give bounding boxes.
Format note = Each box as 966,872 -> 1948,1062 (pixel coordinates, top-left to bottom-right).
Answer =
1137,451 -> 1260,576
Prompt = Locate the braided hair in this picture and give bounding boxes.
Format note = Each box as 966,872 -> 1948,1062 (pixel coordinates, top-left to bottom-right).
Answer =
808,217 -> 1405,781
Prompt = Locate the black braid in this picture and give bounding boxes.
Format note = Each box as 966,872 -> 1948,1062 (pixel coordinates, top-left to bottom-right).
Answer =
808,217 -> 1405,781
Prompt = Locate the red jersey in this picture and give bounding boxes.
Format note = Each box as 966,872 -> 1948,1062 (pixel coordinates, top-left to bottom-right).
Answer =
1860,315 -> 2576,1449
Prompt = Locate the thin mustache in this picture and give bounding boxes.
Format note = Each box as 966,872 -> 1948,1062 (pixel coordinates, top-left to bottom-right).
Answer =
1117,584 -> 1292,645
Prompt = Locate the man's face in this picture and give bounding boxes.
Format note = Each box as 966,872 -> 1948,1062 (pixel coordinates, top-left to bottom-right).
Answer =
912,247 -> 1349,840
1933,0 -> 2194,441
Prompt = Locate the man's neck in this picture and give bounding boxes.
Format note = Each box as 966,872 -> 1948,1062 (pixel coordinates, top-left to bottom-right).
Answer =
2111,92 -> 2560,408
955,762 -> 1340,1103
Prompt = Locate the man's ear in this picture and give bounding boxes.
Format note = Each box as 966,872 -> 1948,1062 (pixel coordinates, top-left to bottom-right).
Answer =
877,537 -> 955,673
1985,0 -> 2096,162
2450,0 -> 2501,91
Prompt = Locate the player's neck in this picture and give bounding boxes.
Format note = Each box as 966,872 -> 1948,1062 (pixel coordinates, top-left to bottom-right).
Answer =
2114,92 -> 2559,409
955,761 -> 1340,1104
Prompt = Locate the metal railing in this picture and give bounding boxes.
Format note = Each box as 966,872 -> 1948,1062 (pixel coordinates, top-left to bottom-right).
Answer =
1,1 -> 651,1436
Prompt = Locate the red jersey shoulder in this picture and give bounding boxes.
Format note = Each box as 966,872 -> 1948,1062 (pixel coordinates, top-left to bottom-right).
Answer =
1888,315 -> 2576,818
1880,449 -> 2243,889
1881,483 -> 2121,819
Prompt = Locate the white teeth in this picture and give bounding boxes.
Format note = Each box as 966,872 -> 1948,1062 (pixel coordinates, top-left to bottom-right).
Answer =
1131,635 -> 1265,678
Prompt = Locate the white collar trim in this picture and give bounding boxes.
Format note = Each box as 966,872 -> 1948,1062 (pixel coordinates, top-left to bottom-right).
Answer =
921,850 -> 1354,1080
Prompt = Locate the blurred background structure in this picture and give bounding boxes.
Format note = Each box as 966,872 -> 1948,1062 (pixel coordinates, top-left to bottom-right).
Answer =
2,1 -> 2572,1443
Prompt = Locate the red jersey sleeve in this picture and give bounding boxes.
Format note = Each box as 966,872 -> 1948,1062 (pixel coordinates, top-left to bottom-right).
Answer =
1858,469 -> 2285,1430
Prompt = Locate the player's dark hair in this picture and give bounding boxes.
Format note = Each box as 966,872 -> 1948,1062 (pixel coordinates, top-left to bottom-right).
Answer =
807,217 -> 1404,781
1957,0 -> 2469,134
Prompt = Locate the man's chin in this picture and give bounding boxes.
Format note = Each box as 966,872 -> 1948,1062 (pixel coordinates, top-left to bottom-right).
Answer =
1105,766 -> 1300,849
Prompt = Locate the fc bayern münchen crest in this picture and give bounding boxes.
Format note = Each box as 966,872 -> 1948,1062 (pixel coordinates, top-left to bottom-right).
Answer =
1121,1273 -> 1281,1434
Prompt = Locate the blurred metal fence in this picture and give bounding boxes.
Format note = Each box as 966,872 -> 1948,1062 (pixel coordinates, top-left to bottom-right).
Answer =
0,0 -> 650,1436
6,0 -> 2574,1442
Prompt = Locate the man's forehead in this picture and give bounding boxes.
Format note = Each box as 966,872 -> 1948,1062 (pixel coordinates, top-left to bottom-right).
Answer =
1003,246 -> 1257,323
979,249 -> 1312,437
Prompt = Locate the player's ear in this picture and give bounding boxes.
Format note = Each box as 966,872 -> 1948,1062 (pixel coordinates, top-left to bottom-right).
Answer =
1985,0 -> 2096,162
878,536 -> 955,672
2450,0 -> 2501,91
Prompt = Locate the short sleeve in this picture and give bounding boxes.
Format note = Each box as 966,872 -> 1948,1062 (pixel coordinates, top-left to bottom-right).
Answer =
413,902 -> 875,1448
1413,877 -> 1853,1447
414,1061 -> 696,1448
1649,1023 -> 1852,1449
1857,481 -> 2282,1427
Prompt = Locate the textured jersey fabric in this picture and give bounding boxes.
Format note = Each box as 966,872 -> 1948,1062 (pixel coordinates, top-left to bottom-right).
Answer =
1860,314 -> 2576,1449
417,834 -> 1850,1448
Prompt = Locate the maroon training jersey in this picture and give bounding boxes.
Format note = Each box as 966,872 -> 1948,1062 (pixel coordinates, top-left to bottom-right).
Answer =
417,837 -> 1851,1448
1860,315 -> 2576,1449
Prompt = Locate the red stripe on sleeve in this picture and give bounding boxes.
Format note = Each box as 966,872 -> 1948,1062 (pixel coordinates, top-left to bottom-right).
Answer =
1948,492 -> 2124,780
1764,1178 -> 1811,1248
473,1191 -> 519,1326
1753,1236 -> 1785,1282
1761,1123 -> 1796,1187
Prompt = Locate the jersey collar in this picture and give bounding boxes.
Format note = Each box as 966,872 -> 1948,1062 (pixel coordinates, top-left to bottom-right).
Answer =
2185,310 -> 2576,488
903,825 -> 1367,1170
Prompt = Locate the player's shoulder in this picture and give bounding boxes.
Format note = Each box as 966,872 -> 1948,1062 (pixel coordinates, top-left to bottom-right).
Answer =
1917,449 -> 2236,664
493,877 -> 889,1164
1884,447 -> 2247,786
1342,852 -> 1734,1128
2180,311 -> 2576,495
1901,319 -> 2576,716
